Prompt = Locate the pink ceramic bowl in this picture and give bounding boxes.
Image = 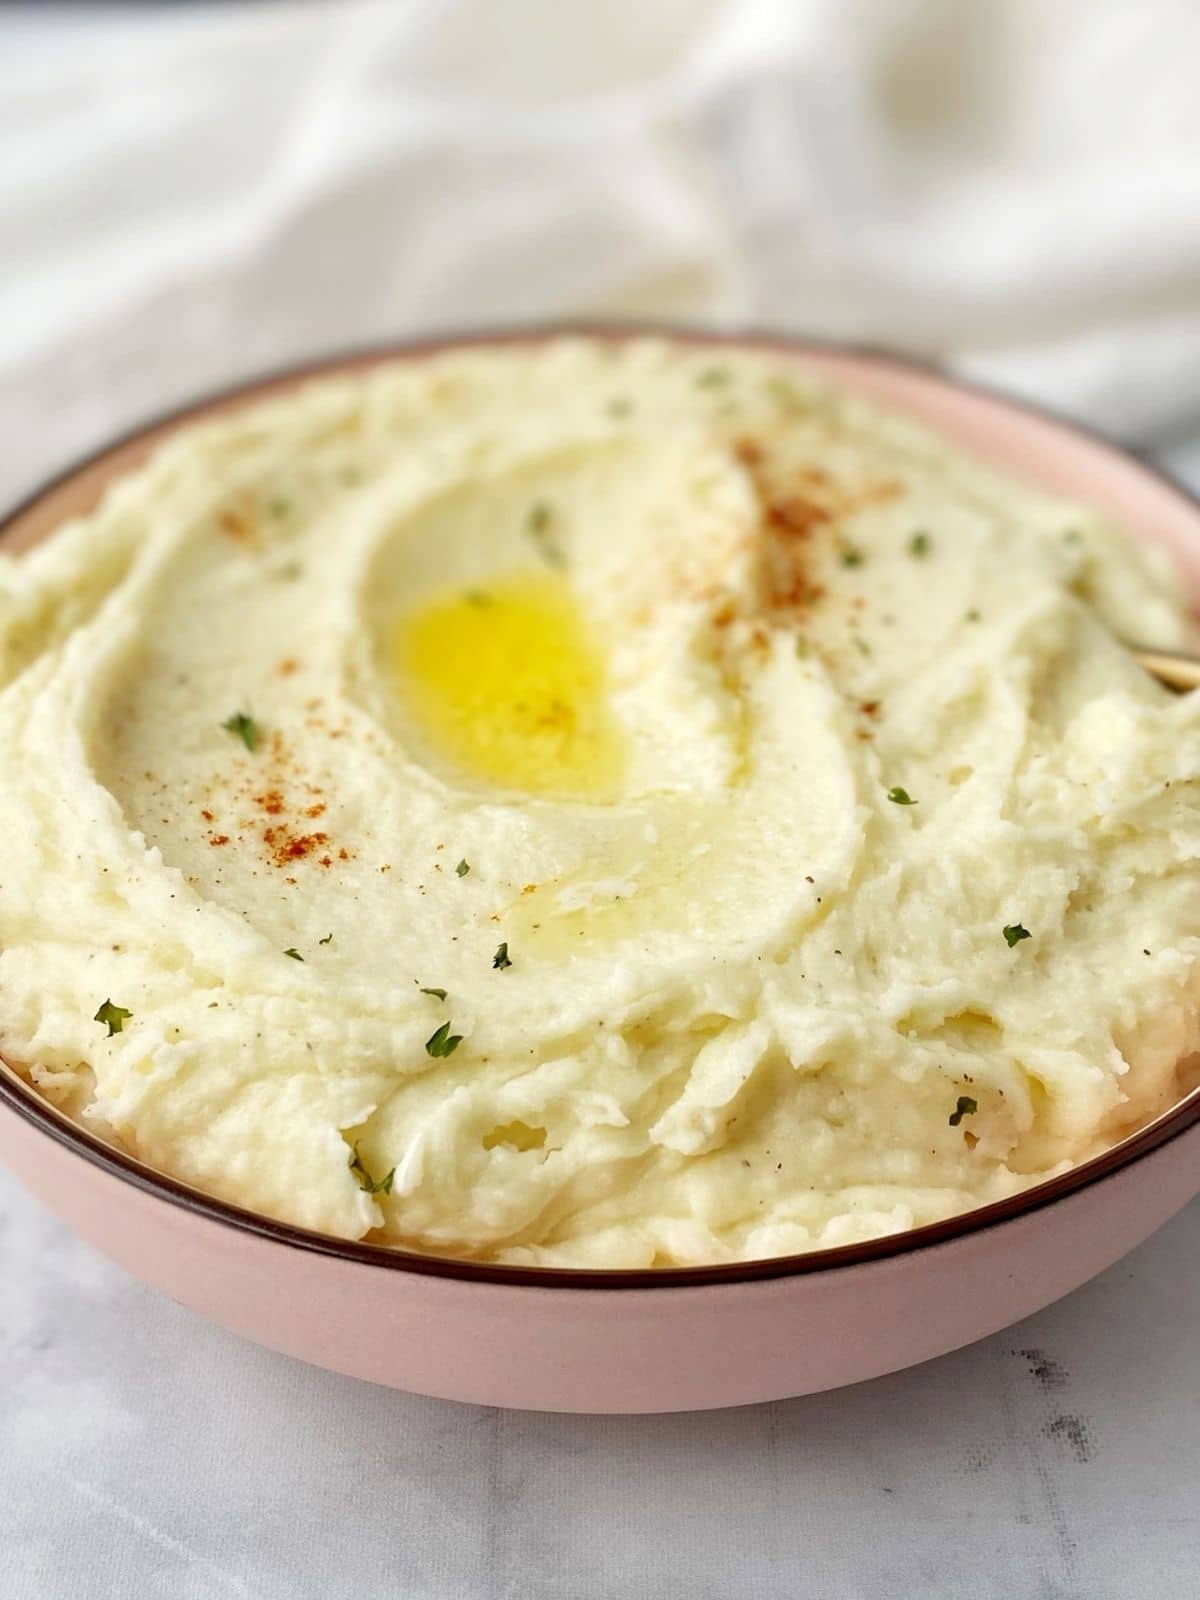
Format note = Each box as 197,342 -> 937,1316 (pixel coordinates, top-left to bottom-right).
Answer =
2,329 -> 1199,1414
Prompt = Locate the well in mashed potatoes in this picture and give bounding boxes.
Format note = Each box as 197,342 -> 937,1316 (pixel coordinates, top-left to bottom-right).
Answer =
0,337 -> 1198,1267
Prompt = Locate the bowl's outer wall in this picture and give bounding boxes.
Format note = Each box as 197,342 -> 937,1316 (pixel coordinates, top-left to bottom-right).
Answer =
4,1089 -> 1200,1412
3,333 -> 1200,1411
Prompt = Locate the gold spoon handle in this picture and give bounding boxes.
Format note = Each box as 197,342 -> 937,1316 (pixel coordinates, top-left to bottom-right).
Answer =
1135,647 -> 1200,692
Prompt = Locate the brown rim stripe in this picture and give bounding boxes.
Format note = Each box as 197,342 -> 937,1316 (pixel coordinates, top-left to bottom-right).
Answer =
2,322 -> 1198,1291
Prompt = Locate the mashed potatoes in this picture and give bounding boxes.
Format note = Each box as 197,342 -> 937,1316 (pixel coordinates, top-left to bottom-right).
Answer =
1,337 -> 1198,1267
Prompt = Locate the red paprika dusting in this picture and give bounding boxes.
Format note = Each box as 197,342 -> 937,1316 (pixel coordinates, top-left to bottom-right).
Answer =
217,508 -> 252,542
766,496 -> 830,537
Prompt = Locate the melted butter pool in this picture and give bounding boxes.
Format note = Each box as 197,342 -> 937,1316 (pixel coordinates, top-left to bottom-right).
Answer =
394,572 -> 626,799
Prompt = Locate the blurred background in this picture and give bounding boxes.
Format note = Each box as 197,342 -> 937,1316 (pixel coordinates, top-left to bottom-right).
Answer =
4,0 -> 1200,502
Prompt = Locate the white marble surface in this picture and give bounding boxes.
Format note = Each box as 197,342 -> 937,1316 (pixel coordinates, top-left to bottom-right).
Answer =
3,1163 -> 1198,1599
4,4 -> 1200,1594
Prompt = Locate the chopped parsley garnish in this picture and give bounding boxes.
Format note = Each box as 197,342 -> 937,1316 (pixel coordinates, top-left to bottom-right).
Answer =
463,589 -> 491,607
420,986 -> 448,1001
695,366 -> 731,388
840,544 -> 864,569
526,502 -> 565,567
425,1020 -> 463,1058
267,496 -> 291,518
909,531 -> 931,558
1061,528 -> 1082,545
283,947 -> 304,961
276,560 -> 304,582
965,608 -> 981,622
948,1095 -> 978,1127
493,942 -> 512,971
94,999 -> 132,1037
887,786 -> 917,805
766,376 -> 807,414
348,1144 -> 395,1196
318,933 -> 334,946
795,635 -> 810,659
1003,923 -> 1032,947
221,710 -> 262,752
853,636 -> 872,657
455,858 -> 471,878
607,397 -> 633,418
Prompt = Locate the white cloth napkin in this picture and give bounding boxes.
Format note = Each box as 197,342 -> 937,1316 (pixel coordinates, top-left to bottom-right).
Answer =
3,0 -> 1200,500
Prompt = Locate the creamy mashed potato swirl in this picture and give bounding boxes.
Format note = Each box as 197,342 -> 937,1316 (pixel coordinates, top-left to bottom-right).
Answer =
1,338 -> 1198,1267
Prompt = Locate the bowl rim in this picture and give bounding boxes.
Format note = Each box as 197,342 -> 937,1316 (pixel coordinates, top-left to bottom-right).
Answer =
2,319 -> 1199,1292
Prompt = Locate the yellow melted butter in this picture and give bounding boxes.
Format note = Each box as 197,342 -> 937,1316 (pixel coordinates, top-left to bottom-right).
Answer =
395,572 -> 626,799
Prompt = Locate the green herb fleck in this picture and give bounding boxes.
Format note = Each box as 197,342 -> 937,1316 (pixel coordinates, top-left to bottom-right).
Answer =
909,531 -> 931,558
1061,528 -> 1082,545
338,465 -> 362,486
267,496 -> 291,518
1003,923 -> 1032,947
948,1095 -> 978,1127
349,1144 -> 395,1196
853,636 -> 872,657
607,397 -> 633,418
965,608 -> 981,623
276,560 -> 304,582
695,366 -> 731,388
420,986 -> 448,1001
493,942 -> 512,971
526,501 -> 565,568
455,858 -> 470,878
463,589 -> 491,607
887,786 -> 917,806
94,999 -> 132,1037
425,1020 -> 463,1058
840,544 -> 864,569
284,947 -> 304,961
795,635 -> 809,659
318,933 -> 333,946
766,376 -> 807,414
222,710 -> 262,752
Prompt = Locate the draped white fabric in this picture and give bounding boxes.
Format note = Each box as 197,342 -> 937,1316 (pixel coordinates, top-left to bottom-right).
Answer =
3,0 -> 1200,509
